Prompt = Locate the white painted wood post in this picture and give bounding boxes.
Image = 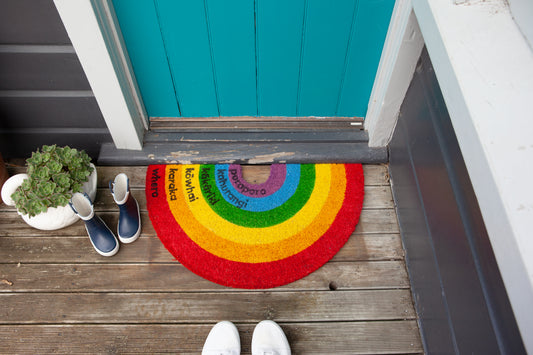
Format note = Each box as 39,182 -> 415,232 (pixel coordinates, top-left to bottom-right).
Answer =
54,0 -> 147,150
365,0 -> 424,147
412,0 -> 533,350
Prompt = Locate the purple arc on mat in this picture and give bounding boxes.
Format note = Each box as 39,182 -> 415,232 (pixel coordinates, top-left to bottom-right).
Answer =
228,164 -> 287,197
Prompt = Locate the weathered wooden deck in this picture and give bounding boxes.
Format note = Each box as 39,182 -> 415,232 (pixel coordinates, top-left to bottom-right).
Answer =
0,165 -> 422,354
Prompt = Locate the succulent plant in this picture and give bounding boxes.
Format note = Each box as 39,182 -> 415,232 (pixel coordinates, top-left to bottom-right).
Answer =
11,145 -> 94,217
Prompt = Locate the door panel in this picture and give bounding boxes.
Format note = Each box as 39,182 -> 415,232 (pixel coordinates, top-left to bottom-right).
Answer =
256,0 -> 306,116
297,0 -> 357,116
113,0 -> 395,119
113,0 -> 179,117
206,0 -> 257,116
155,0 -> 218,117
337,0 -> 395,116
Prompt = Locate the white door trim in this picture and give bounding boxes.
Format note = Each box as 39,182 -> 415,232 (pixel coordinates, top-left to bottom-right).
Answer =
413,0 -> 533,350
368,0 -> 533,347
53,0 -> 147,150
365,0 -> 424,147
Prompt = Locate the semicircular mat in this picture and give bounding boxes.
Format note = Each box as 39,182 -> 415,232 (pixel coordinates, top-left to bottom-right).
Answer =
146,163 -> 364,289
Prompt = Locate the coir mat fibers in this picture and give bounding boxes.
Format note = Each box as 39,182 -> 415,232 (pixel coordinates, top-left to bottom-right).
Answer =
146,164 -> 364,289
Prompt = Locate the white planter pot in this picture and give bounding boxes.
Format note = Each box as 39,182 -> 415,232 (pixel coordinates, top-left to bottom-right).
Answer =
1,163 -> 97,230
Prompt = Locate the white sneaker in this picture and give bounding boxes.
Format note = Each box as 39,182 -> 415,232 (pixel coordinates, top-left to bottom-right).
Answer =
202,321 -> 241,355
251,320 -> 291,355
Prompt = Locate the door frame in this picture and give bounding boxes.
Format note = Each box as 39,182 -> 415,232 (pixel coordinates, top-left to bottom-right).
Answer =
53,0 -> 147,150
53,0 -> 415,150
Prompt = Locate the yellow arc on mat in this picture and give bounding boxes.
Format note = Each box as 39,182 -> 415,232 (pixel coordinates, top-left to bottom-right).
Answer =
165,164 -> 347,263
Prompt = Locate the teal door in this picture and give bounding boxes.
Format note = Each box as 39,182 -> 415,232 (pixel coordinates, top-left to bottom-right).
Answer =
113,0 -> 394,119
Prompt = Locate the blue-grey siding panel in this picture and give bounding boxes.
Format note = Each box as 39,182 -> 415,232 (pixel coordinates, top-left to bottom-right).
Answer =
0,130 -> 110,160
389,47 -> 525,354
0,96 -> 106,129
0,0 -> 111,160
0,0 -> 71,44
0,52 -> 91,91
389,118 -> 457,354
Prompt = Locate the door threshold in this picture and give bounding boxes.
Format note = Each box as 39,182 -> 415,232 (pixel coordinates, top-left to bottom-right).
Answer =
149,116 -> 365,131
98,129 -> 387,165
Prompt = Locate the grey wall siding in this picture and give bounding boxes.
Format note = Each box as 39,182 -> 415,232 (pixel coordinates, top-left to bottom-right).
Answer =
389,48 -> 525,354
0,0 -> 111,159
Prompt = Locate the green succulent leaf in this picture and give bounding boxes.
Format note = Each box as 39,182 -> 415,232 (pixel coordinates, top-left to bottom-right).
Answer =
42,145 -> 55,153
71,182 -> 82,193
48,160 -> 62,174
52,172 -> 71,188
34,166 -> 50,180
12,145 -> 93,217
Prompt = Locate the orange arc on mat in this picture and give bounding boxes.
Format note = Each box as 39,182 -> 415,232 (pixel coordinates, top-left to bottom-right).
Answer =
165,164 -> 348,263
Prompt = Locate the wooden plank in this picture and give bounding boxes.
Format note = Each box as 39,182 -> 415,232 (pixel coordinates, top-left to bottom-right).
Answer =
8,164 -> 391,187
155,0 -> 218,116
356,209 -> 400,234
364,164 -> 390,186
96,166 -> 148,188
0,207 -> 399,237
240,164 -> 271,184
204,0 -> 256,116
0,322 -> 423,354
0,163 -> 421,355
92,188 -> 147,211
7,164 -> 389,188
97,142 -> 388,165
93,165 -> 391,187
71,184 -> 392,212
150,116 -> 364,122
2,172 -> 392,213
0,261 -> 409,292
334,233 -> 404,261
0,289 -> 416,324
0,234 -> 404,264
112,0 -> 180,117
144,130 -> 369,144
149,121 -> 362,130
363,185 -> 394,209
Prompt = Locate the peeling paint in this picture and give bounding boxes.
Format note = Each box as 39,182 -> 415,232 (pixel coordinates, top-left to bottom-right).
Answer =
248,152 -> 295,164
169,151 -> 200,158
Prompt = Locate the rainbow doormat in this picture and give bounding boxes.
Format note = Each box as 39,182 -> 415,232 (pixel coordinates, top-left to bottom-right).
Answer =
146,164 -> 364,289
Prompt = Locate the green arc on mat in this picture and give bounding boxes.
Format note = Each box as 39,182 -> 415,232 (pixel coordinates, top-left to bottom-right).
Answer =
199,164 -> 316,228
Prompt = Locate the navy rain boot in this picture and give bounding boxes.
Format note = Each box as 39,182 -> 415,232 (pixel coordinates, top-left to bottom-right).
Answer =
109,173 -> 141,243
69,192 -> 119,257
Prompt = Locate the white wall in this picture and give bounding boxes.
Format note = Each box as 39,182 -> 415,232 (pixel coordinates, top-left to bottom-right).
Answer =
367,0 -> 533,351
